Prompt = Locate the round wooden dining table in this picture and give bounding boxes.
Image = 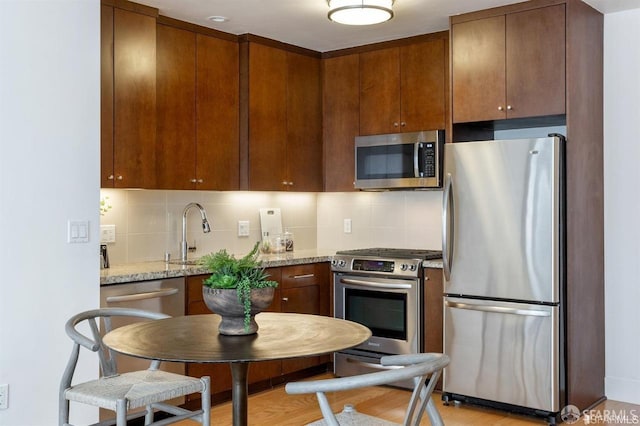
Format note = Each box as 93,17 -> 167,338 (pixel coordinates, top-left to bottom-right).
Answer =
103,312 -> 371,426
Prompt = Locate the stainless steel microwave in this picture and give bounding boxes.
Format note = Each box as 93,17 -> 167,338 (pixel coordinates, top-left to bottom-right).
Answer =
355,130 -> 444,190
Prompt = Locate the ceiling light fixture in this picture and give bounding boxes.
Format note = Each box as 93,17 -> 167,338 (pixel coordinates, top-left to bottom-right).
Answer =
207,15 -> 229,23
327,0 -> 394,26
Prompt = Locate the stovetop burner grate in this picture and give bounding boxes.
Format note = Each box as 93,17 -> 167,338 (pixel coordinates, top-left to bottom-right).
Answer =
335,247 -> 442,260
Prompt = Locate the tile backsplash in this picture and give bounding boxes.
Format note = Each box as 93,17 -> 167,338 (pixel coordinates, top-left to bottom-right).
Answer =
100,189 -> 442,265
316,191 -> 443,251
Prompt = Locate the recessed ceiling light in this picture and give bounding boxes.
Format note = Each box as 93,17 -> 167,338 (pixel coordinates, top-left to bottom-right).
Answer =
207,15 -> 229,23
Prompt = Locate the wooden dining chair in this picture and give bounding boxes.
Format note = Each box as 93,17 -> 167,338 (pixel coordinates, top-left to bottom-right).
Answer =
285,353 -> 450,426
59,308 -> 211,426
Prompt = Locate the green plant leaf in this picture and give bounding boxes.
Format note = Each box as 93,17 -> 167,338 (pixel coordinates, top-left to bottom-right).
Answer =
199,241 -> 278,331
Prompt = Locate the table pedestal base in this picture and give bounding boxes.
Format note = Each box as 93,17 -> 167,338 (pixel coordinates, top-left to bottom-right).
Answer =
230,362 -> 249,426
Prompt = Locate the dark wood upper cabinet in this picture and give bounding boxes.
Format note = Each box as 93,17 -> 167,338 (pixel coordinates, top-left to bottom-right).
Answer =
247,43 -> 288,191
286,52 -> 323,192
322,54 -> 360,192
359,38 -> 446,135
400,40 -> 447,133
156,24 -> 196,190
359,48 -> 400,136
452,4 -> 565,123
506,5 -> 566,119
156,26 -> 240,190
196,34 -> 240,191
247,42 -> 322,191
100,4 -> 114,189
110,7 -> 157,188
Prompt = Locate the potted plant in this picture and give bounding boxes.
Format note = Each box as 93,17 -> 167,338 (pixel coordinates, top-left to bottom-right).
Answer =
199,242 -> 278,335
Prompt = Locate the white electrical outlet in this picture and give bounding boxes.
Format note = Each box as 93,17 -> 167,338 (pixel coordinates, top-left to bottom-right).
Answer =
100,224 -> 116,243
238,220 -> 250,237
343,218 -> 352,234
0,383 -> 8,410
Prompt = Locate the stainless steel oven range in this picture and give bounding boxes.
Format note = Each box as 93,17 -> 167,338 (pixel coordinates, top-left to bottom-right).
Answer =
331,248 -> 442,388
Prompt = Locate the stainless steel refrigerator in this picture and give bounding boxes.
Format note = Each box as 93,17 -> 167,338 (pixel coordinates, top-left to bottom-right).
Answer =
442,135 -> 566,417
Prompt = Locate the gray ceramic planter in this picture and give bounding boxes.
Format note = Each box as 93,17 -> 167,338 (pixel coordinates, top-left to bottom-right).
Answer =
202,286 -> 275,335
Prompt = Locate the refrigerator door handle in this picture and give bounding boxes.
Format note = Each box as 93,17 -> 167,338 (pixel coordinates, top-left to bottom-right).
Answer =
442,172 -> 454,280
445,300 -> 551,317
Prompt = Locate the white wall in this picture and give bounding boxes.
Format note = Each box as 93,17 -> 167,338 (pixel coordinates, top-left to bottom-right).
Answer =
604,8 -> 640,404
0,1 -> 100,425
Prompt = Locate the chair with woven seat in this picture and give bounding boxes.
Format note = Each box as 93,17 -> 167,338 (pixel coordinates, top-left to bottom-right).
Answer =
59,308 -> 211,426
285,353 -> 449,426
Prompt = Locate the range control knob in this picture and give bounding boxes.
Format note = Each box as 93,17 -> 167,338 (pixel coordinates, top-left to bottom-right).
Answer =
331,259 -> 337,266
338,260 -> 347,267
400,264 -> 409,271
409,264 -> 417,272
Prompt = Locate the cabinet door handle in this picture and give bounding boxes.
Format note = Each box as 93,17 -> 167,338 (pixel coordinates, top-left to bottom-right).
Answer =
107,175 -> 114,180
116,175 -> 123,181
506,105 -> 513,111
393,122 -> 399,127
498,106 -> 504,111
292,274 -> 315,279
190,179 -> 197,183
282,297 -> 289,302
400,122 -> 406,127
197,179 -> 203,184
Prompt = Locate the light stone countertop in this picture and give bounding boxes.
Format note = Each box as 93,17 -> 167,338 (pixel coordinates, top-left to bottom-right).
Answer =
423,259 -> 443,269
100,249 -> 338,286
100,249 -> 443,286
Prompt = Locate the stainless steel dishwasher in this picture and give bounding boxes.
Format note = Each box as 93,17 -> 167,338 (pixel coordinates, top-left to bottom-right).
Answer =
99,278 -> 187,416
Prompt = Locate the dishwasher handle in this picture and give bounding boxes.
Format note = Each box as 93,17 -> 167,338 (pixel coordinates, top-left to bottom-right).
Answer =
105,287 -> 179,303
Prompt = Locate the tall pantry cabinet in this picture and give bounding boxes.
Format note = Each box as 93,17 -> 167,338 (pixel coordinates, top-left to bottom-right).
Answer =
449,0 -> 604,411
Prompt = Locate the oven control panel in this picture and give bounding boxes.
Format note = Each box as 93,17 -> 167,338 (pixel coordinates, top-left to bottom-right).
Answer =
352,259 -> 395,273
331,255 -> 423,278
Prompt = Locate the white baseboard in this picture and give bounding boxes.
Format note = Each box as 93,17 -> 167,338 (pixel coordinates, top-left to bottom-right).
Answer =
605,376 -> 640,405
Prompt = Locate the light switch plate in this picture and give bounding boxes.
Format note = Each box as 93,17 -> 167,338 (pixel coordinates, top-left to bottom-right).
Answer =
68,220 -> 89,243
238,220 -> 250,237
100,224 -> 116,243
0,383 -> 8,410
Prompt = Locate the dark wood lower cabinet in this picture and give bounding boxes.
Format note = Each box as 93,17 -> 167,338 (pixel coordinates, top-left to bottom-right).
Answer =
423,268 -> 443,390
184,262 -> 331,405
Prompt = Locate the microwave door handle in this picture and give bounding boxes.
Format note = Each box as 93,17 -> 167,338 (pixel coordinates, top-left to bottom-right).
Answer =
442,173 -> 454,280
413,142 -> 422,177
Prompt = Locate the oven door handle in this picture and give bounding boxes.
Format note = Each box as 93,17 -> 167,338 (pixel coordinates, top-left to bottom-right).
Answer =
340,278 -> 413,290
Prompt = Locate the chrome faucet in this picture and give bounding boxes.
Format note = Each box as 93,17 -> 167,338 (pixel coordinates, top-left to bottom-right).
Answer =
181,203 -> 211,263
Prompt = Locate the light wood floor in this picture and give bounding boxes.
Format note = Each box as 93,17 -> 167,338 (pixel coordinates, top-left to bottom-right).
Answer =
177,374 -> 640,425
